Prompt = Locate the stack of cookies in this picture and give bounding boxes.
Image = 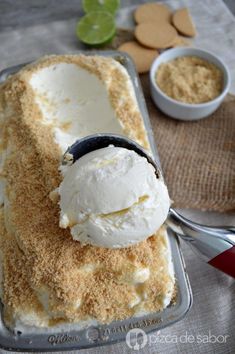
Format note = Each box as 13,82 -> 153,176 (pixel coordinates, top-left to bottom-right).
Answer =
119,3 -> 196,74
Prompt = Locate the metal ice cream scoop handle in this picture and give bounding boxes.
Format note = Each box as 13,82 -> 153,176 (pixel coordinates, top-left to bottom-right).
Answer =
64,134 -> 235,278
167,208 -> 235,277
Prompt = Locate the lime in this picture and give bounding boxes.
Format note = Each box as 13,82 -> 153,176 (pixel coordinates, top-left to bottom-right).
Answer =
76,11 -> 116,46
82,0 -> 120,15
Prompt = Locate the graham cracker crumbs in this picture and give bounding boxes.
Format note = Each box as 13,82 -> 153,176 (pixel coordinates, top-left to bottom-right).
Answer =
156,56 -> 223,104
0,55 -> 175,329
17,54 -> 150,150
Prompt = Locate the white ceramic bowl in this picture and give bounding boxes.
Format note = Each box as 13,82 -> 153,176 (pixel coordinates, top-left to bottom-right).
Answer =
150,47 -> 231,121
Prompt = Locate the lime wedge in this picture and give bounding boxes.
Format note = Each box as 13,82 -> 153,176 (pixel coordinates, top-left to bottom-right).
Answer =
82,0 -> 120,15
76,11 -> 116,46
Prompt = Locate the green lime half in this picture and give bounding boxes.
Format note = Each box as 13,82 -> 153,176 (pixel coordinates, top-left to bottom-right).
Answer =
76,11 -> 116,46
82,0 -> 120,15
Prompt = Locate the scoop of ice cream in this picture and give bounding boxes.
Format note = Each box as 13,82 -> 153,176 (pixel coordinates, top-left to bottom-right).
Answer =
58,146 -> 170,248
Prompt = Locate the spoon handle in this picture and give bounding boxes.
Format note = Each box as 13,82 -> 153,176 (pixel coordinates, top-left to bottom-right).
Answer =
167,208 -> 235,278
208,246 -> 235,277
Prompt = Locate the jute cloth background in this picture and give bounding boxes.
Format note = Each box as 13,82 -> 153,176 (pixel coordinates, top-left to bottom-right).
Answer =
107,30 -> 235,212
141,75 -> 235,212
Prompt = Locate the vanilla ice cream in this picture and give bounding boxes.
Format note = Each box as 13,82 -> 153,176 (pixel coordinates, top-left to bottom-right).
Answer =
0,55 -> 175,332
28,59 -> 146,153
59,146 -> 170,248
29,62 -> 124,152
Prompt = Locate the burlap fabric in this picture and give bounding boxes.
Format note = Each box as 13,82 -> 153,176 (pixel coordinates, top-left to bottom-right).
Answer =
108,29 -> 235,213
140,75 -> 235,212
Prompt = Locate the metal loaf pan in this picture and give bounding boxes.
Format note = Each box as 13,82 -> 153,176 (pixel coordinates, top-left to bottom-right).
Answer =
0,51 -> 192,352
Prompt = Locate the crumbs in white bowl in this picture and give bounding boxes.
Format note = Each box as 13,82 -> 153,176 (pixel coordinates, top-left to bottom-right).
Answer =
155,56 -> 223,104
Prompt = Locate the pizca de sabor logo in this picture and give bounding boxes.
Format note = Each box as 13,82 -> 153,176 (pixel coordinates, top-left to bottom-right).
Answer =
126,328 -> 148,350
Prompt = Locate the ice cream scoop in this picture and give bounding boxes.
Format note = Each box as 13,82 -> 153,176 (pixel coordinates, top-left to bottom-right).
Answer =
61,134 -> 235,277
59,143 -> 170,248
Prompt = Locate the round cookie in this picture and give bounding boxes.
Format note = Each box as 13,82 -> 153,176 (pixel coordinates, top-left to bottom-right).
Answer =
134,3 -> 171,24
118,41 -> 158,73
172,8 -> 196,37
135,22 -> 178,49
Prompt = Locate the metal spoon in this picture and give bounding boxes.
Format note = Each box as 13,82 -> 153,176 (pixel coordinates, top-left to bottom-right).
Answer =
63,134 -> 235,278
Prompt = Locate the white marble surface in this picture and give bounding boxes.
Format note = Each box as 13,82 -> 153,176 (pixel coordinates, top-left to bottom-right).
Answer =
0,1 -> 234,353
0,0 -> 235,30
